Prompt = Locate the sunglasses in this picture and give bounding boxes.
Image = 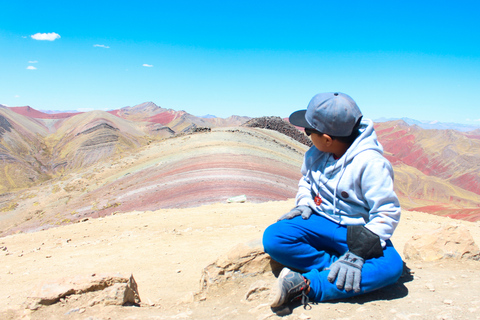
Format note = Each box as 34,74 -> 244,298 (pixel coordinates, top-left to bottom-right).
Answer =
305,128 -> 322,136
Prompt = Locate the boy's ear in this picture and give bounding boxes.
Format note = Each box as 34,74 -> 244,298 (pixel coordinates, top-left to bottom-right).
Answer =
324,134 -> 333,146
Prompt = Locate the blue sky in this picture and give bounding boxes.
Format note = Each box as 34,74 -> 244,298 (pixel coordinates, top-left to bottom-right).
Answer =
1,1 -> 479,123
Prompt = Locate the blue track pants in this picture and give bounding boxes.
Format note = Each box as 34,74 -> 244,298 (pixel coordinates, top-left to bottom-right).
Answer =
262,214 -> 403,302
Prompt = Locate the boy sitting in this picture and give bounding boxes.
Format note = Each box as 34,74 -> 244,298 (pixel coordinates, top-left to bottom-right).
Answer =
263,92 -> 403,307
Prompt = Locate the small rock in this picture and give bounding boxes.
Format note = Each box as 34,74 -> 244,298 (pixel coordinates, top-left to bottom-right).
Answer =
443,299 -> 453,305
245,280 -> 269,301
227,194 -> 247,203
65,308 -> 80,315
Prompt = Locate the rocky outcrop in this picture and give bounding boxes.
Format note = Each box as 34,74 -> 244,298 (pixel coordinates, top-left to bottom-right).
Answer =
199,240 -> 275,292
25,273 -> 140,310
404,225 -> 480,261
243,116 -> 313,147
0,114 -> 13,136
76,123 -> 119,136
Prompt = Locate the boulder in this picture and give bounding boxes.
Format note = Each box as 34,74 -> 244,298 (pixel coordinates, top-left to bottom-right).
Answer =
199,239 -> 272,292
404,225 -> 480,261
25,273 -> 140,310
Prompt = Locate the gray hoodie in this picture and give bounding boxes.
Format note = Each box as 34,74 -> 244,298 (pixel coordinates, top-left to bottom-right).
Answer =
295,119 -> 401,246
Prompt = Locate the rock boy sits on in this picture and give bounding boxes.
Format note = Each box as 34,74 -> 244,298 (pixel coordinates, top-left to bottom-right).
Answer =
263,92 -> 403,308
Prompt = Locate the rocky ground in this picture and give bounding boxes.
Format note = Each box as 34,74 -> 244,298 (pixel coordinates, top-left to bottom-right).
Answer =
1,199 -> 480,320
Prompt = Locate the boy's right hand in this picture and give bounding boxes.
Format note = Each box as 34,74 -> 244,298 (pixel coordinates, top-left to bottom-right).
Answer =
277,205 -> 313,221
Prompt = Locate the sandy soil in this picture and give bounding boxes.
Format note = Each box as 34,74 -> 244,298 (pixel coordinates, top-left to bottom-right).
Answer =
1,199 -> 480,319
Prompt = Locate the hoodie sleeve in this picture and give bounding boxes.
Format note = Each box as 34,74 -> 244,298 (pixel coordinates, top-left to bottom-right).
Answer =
361,157 -> 401,246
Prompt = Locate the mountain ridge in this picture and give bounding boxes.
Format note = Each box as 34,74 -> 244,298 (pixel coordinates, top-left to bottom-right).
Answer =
1,103 -> 480,228
375,116 -> 480,132
6,103 -> 479,132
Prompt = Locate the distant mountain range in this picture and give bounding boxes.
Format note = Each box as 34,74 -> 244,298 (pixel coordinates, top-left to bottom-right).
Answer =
8,106 -> 480,131
0,102 -> 249,193
375,117 -> 480,132
9,104 -> 480,132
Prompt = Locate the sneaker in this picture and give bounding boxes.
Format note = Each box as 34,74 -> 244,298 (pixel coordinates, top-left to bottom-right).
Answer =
270,267 -> 310,308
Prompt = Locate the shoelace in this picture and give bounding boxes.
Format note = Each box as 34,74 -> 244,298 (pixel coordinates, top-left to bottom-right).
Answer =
291,290 -> 311,310
290,282 -> 311,310
300,291 -> 311,310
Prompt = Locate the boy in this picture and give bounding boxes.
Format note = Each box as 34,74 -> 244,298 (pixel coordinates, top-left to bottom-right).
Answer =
262,92 -> 403,308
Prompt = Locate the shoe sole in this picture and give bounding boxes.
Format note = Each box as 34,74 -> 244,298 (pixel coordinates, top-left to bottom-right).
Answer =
270,267 -> 291,308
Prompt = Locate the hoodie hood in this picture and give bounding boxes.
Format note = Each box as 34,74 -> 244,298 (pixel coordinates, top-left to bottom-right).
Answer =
342,118 -> 383,163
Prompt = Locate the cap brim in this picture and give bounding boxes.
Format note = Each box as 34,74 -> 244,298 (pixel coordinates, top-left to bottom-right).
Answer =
289,110 -> 314,129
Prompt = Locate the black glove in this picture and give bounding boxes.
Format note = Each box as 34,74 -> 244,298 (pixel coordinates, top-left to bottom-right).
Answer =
277,205 -> 313,221
327,225 -> 383,292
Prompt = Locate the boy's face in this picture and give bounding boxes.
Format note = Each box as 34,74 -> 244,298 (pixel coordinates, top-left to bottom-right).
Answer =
308,131 -> 351,159
309,132 -> 330,153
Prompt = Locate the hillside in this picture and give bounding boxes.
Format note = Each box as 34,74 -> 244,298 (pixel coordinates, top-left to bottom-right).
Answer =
375,120 -> 480,221
0,127 -> 307,236
45,110 -> 149,170
0,106 -> 52,192
1,103 -> 245,193
2,103 -> 480,224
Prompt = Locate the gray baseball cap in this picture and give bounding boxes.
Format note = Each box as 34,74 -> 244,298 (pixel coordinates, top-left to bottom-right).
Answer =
289,92 -> 362,137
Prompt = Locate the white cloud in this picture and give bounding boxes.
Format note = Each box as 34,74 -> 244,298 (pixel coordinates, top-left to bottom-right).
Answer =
28,60 -> 38,63
93,44 -> 110,49
143,64 -> 153,67
31,32 -> 61,41
14,95 -> 20,98
27,66 -> 37,70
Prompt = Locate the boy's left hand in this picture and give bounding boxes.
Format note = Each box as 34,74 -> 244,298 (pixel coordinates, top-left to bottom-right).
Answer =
327,251 -> 364,293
